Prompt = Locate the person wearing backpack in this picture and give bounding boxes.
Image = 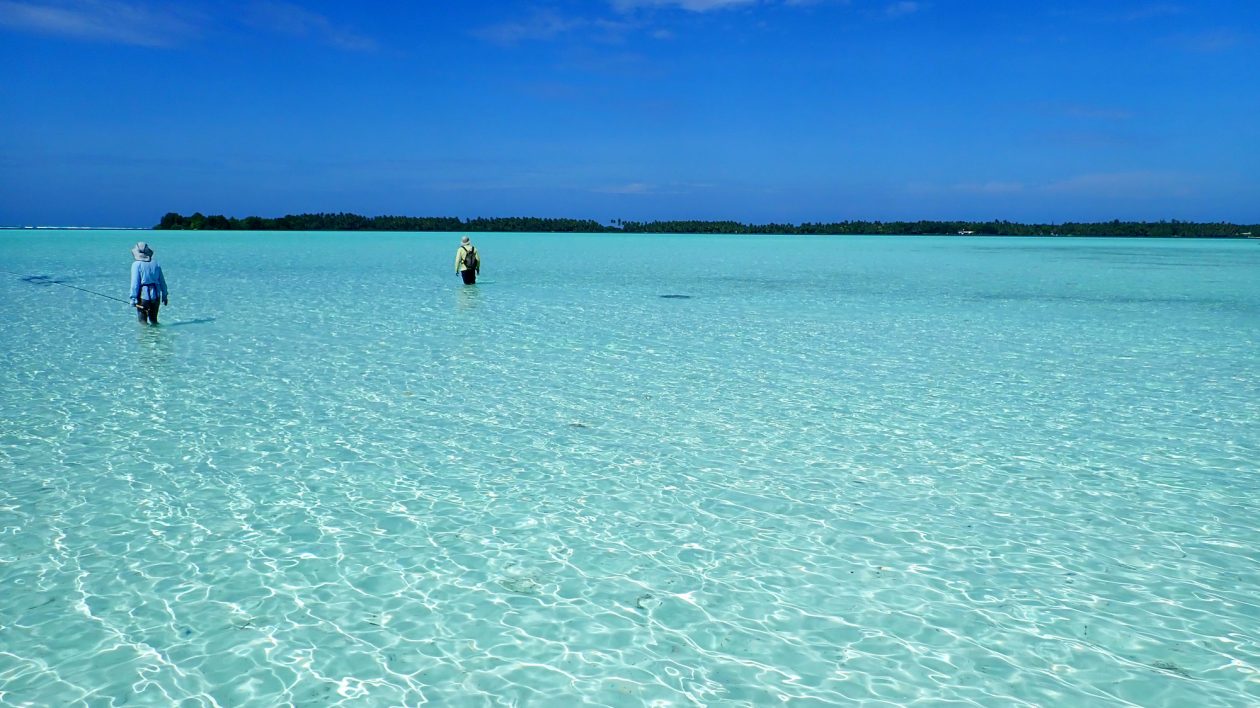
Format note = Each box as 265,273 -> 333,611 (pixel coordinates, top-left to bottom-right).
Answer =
455,235 -> 480,284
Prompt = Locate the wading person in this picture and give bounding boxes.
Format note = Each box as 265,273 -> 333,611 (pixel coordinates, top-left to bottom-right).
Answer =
129,241 -> 168,324
455,235 -> 480,285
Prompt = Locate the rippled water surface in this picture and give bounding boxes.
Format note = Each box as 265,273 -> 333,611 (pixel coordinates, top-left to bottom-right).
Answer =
2,231 -> 1258,706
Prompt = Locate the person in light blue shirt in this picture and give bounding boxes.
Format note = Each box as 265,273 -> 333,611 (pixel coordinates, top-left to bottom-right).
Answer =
129,241 -> 168,324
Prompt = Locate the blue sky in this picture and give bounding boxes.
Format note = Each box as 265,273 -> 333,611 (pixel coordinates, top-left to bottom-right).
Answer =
1,0 -> 1256,226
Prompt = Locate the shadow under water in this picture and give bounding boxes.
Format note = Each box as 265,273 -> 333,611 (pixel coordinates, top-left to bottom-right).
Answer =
161,317 -> 217,327
21,274 -> 70,285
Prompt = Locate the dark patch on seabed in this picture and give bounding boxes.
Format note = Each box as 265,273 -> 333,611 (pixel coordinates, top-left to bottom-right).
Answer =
22,274 -> 67,285
1150,660 -> 1193,679
660,294 -> 692,299
971,292 -> 1251,310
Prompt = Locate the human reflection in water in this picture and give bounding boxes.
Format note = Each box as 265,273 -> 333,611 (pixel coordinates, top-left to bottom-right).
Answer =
457,282 -> 482,312
136,321 -> 174,365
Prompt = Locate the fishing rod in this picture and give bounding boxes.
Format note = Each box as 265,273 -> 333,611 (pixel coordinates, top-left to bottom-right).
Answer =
2,268 -> 138,307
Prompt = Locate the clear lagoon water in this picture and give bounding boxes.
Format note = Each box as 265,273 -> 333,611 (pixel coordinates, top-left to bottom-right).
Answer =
1,230 -> 1258,706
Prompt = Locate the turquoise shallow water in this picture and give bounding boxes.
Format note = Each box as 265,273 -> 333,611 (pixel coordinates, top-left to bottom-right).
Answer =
1,230 -> 1258,706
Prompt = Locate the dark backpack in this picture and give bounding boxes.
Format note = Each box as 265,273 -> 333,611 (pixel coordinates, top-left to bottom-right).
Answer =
462,246 -> 478,270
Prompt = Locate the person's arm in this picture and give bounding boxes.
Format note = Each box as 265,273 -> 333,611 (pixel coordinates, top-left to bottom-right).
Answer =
475,247 -> 481,274
455,248 -> 462,274
158,266 -> 168,304
129,262 -> 141,304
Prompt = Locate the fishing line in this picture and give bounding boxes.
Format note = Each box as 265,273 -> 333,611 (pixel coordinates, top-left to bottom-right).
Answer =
2,267 -> 136,306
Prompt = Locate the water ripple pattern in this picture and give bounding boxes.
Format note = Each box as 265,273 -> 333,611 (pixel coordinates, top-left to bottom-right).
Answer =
2,231 -> 1258,706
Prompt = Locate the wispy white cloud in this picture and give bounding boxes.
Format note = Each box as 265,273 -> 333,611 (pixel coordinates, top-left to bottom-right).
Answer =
1056,103 -> 1134,121
953,181 -> 1025,195
611,0 -> 853,10
478,1 -> 859,47
474,9 -> 590,45
1038,130 -> 1150,150
1044,170 -> 1195,198
245,1 -> 377,52
883,1 -> 922,19
594,182 -> 656,194
1119,3 -> 1184,21
1050,4 -> 1184,24
0,0 -> 380,51
1171,28 -> 1241,53
0,0 -> 200,47
592,181 -> 715,195
611,0 -> 758,12
917,171 -> 1197,200
475,9 -> 639,46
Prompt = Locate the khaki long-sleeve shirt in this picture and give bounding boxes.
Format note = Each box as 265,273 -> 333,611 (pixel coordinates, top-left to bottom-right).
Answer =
455,244 -> 480,273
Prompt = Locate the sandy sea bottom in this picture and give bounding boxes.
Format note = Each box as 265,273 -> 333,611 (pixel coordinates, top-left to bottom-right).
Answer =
1,231 -> 1258,705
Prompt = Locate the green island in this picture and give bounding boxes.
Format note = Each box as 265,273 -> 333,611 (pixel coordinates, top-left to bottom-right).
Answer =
155,212 -> 1258,238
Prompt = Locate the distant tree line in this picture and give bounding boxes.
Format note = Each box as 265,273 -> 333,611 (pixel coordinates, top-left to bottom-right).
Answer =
156,212 -> 605,233
156,212 -> 1258,238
